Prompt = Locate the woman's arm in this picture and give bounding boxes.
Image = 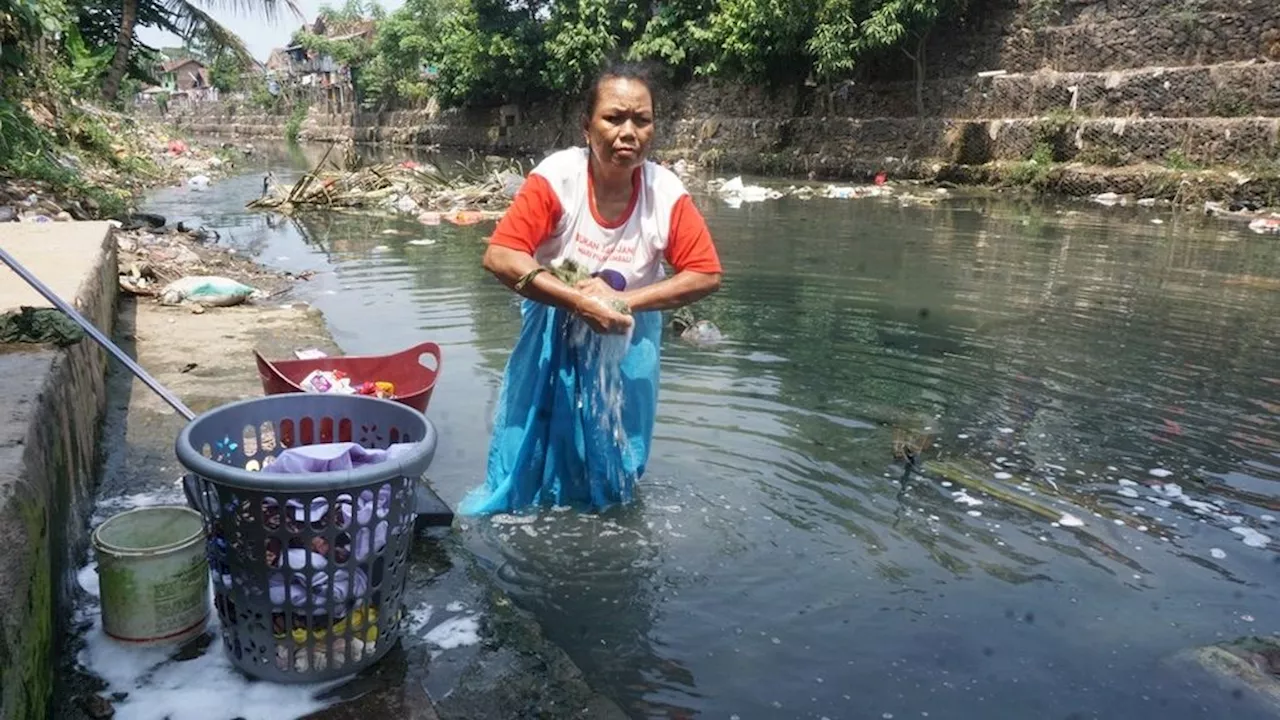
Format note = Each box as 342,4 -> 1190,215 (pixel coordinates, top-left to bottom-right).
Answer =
483,244 -> 582,311
483,244 -> 634,334
612,193 -> 723,311
620,270 -> 721,312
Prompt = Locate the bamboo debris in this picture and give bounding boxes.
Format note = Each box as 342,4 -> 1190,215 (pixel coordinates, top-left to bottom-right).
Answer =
247,154 -> 526,218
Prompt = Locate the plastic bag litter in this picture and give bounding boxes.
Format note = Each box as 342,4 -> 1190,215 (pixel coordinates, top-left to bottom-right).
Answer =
159,275 -> 260,307
716,175 -> 781,203
1248,216 -> 1280,234
393,194 -> 420,213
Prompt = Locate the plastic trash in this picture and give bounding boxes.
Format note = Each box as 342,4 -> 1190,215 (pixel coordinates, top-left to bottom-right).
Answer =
1248,216 -> 1280,234
499,171 -> 525,198
187,174 -> 211,191
159,275 -> 259,307
825,185 -> 892,199
717,175 -> 782,203
393,195 -> 419,213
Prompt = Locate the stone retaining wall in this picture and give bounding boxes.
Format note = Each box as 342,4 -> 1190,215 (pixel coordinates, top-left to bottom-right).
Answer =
0,224 -> 116,720
157,0 -> 1280,191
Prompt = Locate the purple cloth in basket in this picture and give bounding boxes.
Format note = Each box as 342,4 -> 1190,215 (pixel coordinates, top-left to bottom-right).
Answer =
261,441 -> 417,474
259,442 -> 411,567
269,549 -> 368,612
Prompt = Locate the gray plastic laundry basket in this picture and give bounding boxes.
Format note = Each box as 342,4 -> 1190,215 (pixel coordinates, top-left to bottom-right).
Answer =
175,393 -> 437,684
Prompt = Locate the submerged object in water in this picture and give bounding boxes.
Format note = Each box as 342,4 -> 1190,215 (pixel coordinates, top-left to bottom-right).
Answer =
670,306 -> 722,345
681,319 -> 722,346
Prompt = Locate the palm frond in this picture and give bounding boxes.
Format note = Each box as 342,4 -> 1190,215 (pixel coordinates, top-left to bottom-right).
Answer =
163,0 -> 255,66
190,0 -> 304,24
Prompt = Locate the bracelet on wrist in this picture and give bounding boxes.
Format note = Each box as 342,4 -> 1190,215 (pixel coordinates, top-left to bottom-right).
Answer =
514,267 -> 545,292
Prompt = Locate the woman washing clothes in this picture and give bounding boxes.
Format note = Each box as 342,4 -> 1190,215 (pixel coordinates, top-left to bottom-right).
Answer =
458,62 -> 723,515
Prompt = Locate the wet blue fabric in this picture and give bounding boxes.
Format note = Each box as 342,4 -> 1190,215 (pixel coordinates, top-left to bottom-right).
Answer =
458,299 -> 663,515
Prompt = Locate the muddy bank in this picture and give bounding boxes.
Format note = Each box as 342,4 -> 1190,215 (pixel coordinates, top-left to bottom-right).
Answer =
52,226 -> 627,720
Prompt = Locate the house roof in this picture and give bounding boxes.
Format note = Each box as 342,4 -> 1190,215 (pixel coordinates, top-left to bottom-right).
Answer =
161,57 -> 205,73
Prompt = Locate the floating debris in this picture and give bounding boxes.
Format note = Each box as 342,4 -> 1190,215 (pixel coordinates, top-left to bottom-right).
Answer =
248,148 -> 523,220
1248,216 -> 1280,234
1182,636 -> 1280,710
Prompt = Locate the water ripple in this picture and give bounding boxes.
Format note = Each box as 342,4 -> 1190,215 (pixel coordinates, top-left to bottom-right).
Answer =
144,165 -> 1280,720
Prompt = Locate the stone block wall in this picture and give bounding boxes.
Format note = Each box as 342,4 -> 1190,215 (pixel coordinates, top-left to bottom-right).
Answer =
162,0 -> 1280,188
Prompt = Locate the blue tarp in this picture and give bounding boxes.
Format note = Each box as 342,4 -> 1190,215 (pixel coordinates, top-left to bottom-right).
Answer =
458,299 -> 662,515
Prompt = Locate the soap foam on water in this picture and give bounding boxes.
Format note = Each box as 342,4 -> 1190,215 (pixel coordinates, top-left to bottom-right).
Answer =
424,615 -> 481,650
1058,513 -> 1085,528
1230,527 -> 1271,548
77,562 -> 100,596
92,490 -> 185,524
407,604 -> 435,634
75,564 -> 336,720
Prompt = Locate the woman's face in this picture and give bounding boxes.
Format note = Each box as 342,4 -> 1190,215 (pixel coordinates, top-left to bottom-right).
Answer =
584,77 -> 654,172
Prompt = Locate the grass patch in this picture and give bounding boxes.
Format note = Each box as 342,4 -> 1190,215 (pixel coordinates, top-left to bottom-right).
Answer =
0,98 -> 133,218
284,102 -> 309,143
1163,149 -> 1201,171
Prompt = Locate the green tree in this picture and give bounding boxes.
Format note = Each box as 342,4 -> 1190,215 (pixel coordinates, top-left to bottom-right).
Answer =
428,0 -> 548,107
809,0 -> 969,113
542,0 -> 649,94
359,0 -> 444,108
627,0 -> 714,78
699,0 -> 818,81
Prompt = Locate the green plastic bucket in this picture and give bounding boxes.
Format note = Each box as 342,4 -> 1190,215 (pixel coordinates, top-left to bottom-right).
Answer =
91,505 -> 210,645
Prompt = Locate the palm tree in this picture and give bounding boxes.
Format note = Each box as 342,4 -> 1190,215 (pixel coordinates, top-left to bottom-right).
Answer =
101,0 -> 304,103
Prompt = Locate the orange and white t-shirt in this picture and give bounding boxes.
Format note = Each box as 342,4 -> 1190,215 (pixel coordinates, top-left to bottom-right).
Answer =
489,147 -> 721,290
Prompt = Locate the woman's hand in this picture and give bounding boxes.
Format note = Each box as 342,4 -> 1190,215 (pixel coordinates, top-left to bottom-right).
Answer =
573,278 -> 634,334
574,294 -> 634,334
571,280 -> 631,334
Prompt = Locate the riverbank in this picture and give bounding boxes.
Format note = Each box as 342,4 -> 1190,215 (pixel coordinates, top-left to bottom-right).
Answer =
0,101 -> 243,226
46,220 -> 628,720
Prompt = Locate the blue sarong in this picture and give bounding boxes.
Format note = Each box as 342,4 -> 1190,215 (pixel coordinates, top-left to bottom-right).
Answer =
458,299 -> 663,515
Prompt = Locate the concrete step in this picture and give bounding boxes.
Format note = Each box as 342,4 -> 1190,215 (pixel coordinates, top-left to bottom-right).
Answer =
919,3 -> 1280,77
1051,0 -> 1269,25
670,115 -> 1280,170
1029,12 -> 1277,72
809,62 -> 1280,120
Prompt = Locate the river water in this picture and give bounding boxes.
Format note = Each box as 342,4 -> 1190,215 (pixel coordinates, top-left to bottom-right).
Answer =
144,146 -> 1280,719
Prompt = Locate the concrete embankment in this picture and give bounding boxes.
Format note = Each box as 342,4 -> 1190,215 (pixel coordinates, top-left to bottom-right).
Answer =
0,222 -> 117,720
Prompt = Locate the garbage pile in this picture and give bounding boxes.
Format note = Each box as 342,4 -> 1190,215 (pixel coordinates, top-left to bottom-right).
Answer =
114,215 -> 309,311
1202,200 -> 1280,235
0,102 -> 235,223
247,154 -> 525,224
0,179 -> 100,223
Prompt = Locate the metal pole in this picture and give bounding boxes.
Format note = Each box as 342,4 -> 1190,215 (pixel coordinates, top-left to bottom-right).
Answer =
0,244 -> 196,421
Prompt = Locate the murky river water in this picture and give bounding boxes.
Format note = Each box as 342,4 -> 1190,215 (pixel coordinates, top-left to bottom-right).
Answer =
144,145 -> 1280,719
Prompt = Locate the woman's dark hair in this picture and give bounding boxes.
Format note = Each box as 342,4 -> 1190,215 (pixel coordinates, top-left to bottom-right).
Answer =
581,60 -> 660,119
